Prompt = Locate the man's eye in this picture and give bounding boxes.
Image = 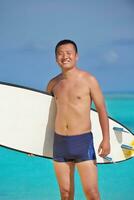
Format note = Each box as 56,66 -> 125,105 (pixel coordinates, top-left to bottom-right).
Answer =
58,53 -> 63,56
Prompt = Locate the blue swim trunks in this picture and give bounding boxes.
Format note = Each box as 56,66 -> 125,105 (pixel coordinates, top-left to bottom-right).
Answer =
53,132 -> 96,163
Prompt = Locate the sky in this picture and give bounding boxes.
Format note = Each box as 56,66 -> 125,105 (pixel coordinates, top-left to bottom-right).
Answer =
0,0 -> 134,93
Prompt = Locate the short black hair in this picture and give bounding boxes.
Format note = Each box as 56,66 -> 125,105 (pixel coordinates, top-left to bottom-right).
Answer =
55,39 -> 78,55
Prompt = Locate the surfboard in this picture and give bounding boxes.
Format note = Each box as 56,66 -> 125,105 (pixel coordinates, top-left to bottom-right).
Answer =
0,82 -> 133,164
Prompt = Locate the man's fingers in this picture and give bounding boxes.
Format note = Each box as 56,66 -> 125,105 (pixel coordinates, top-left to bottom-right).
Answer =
99,149 -> 110,158
98,142 -> 110,157
98,147 -> 109,157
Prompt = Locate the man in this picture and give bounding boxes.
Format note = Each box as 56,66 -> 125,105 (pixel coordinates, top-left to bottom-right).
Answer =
47,39 -> 110,200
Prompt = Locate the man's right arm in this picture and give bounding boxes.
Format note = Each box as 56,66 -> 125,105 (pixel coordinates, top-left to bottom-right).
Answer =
46,80 -> 54,95
46,74 -> 60,95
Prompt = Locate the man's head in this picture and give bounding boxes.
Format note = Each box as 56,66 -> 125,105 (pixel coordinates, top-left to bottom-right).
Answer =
55,39 -> 78,71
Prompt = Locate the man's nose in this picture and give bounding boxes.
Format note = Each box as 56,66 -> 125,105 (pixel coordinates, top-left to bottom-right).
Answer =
63,53 -> 68,59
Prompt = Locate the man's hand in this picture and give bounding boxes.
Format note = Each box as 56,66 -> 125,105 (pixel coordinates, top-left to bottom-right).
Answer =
98,140 -> 110,158
27,153 -> 34,157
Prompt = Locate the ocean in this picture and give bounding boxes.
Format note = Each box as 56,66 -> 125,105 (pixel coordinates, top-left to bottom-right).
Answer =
0,94 -> 134,200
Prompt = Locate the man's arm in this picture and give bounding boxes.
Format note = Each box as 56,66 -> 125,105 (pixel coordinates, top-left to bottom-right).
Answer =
90,76 -> 110,157
46,80 -> 54,95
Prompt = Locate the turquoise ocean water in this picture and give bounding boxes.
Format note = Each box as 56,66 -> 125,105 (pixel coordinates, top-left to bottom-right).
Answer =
0,94 -> 134,200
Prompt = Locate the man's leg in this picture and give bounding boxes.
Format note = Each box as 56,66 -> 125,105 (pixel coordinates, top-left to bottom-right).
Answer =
76,160 -> 100,200
54,161 -> 75,200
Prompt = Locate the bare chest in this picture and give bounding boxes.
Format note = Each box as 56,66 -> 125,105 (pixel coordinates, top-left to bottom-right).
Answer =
53,79 -> 90,101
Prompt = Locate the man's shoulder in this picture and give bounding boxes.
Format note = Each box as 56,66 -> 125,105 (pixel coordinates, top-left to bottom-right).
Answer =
48,73 -> 61,84
78,69 -> 97,82
47,73 -> 61,94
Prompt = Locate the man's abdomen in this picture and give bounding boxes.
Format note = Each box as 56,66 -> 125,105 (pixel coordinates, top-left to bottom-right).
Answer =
55,108 -> 91,135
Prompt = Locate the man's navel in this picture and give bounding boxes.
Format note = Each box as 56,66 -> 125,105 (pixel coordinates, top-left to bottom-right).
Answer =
77,96 -> 81,99
66,124 -> 69,130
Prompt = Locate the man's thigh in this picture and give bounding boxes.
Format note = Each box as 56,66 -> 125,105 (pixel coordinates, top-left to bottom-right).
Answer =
53,161 -> 75,189
76,160 -> 98,191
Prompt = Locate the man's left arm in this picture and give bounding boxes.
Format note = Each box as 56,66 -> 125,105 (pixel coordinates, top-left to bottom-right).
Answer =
90,76 -> 110,157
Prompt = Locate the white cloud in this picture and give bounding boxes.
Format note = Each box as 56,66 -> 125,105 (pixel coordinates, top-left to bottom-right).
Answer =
102,50 -> 119,64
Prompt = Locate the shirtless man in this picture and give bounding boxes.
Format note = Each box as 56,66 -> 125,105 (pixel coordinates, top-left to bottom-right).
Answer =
47,40 -> 110,200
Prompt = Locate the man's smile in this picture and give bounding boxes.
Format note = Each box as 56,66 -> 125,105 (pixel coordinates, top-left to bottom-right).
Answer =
62,59 -> 71,64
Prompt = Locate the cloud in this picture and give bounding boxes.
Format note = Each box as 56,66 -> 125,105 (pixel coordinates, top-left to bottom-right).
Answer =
20,41 -> 48,53
102,50 -> 119,64
0,41 -> 49,55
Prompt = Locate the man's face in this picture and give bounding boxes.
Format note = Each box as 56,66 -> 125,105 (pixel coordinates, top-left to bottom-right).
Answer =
56,43 -> 78,71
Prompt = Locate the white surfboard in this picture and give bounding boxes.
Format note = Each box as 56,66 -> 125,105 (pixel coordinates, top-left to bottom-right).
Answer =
0,82 -> 134,164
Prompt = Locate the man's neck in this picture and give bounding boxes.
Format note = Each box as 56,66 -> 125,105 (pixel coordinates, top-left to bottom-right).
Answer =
62,67 -> 78,79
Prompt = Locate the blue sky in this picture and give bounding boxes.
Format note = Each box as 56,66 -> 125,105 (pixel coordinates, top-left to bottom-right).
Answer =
0,0 -> 134,92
